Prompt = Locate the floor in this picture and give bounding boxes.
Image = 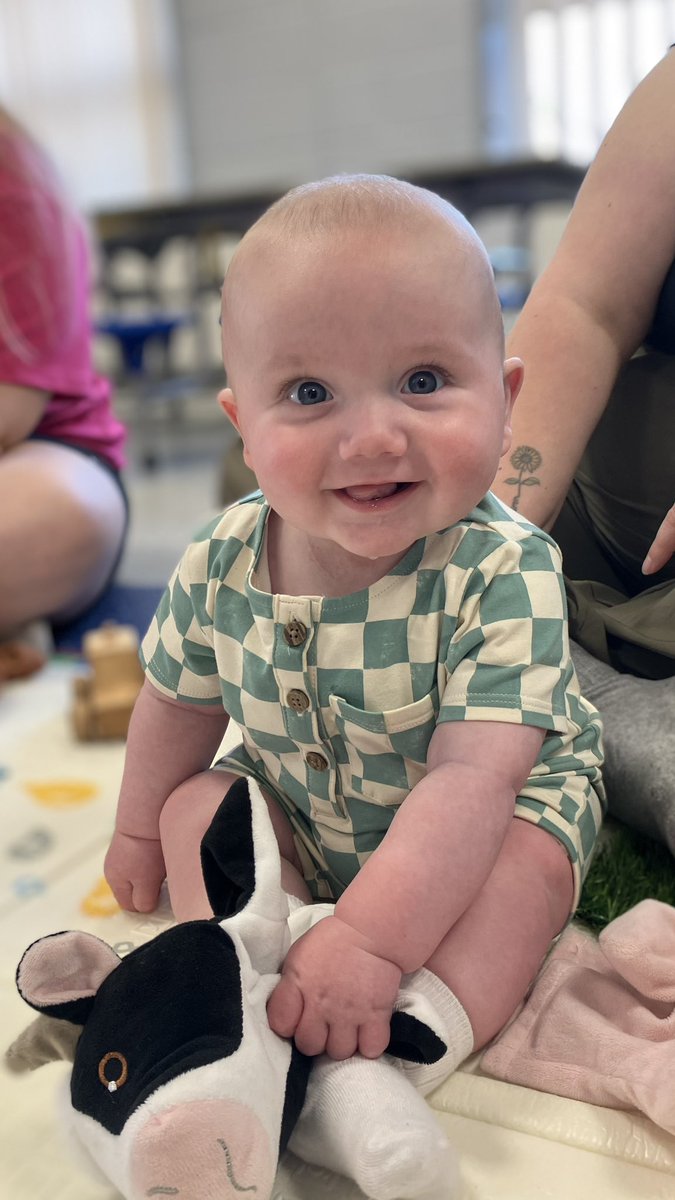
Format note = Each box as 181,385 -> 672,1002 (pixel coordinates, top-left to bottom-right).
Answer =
3,661 -> 674,1200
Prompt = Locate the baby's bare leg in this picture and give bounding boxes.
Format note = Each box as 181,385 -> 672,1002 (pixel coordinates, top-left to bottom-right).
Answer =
159,769 -> 311,920
384,818 -> 574,1099
426,817 -> 574,1049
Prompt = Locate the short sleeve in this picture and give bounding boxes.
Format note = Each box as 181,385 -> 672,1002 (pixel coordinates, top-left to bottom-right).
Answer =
439,531 -> 576,731
141,532 -> 222,705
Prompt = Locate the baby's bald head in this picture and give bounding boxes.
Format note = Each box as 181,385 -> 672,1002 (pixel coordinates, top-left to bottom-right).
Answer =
221,174 -> 504,360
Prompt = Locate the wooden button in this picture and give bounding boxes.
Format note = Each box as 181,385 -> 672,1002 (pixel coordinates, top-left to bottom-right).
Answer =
283,619 -> 307,647
287,688 -> 310,712
306,751 -> 328,771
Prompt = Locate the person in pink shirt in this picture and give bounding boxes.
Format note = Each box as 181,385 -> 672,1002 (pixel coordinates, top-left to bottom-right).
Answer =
0,105 -> 127,677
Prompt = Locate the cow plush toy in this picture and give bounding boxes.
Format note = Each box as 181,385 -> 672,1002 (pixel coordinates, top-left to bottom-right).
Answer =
10,778 -> 453,1200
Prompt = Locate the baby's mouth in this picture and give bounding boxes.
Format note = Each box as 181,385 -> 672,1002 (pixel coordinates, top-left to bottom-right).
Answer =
341,483 -> 411,502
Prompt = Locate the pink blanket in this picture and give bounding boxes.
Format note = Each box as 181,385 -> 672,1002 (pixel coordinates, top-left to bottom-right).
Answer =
481,899 -> 675,1134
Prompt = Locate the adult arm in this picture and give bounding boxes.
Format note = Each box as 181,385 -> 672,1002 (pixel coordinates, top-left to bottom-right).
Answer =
0,384 -> 49,451
104,678 -> 230,912
493,49 -> 675,558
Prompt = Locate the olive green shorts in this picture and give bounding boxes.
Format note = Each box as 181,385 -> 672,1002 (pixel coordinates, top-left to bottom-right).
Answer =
552,350 -> 675,680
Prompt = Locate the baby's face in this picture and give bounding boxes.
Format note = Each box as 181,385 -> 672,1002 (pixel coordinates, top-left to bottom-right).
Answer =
220,223 -> 521,581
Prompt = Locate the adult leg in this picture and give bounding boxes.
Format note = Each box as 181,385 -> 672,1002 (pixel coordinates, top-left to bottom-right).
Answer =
0,441 -> 127,634
158,768 -> 312,920
570,640 -> 675,853
550,353 -> 675,852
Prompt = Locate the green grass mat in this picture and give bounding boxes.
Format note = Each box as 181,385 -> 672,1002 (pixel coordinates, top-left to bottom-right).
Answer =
577,821 -> 675,932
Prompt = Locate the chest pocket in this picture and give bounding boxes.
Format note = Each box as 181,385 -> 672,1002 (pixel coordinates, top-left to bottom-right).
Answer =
328,692 -> 437,806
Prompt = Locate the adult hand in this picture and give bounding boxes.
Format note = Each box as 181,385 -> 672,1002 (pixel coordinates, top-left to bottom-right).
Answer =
267,914 -> 401,1060
103,830 -> 166,913
643,501 -> 675,575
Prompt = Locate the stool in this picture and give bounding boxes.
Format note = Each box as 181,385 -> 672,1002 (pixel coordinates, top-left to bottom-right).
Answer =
96,313 -> 193,468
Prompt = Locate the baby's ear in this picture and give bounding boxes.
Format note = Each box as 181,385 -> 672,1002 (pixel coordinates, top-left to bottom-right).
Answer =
501,357 -> 524,454
503,357 -> 524,408
218,387 -> 240,431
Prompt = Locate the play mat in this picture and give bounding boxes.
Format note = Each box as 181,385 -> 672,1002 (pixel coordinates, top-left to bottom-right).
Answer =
1,658 -> 674,1199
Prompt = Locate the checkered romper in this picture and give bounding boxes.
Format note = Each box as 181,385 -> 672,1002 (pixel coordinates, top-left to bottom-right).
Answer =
141,493 -> 604,903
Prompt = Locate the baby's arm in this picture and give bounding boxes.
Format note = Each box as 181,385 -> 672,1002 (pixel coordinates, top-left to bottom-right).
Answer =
104,679 -> 230,913
269,719 -> 544,1057
336,719 -> 545,967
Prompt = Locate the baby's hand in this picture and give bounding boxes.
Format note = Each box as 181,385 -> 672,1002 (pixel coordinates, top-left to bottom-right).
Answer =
103,830 -> 166,913
267,914 -> 401,1060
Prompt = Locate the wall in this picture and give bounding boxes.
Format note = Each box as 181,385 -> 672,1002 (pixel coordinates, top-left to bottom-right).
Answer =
171,0 -> 483,195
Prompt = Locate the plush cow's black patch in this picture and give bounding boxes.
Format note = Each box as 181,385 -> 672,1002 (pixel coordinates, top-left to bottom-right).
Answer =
279,1044 -> 312,1154
70,922 -> 243,1135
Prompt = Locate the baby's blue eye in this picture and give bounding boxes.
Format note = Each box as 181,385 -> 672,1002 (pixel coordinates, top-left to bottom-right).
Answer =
404,369 -> 443,395
290,380 -> 332,405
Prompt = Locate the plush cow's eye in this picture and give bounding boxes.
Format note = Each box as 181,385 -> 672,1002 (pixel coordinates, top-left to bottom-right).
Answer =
98,1050 -> 128,1092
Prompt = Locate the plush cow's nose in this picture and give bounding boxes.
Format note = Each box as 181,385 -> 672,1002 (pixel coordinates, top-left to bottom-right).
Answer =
129,1098 -> 276,1200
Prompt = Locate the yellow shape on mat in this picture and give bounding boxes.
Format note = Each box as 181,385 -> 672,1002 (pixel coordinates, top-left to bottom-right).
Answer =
23,779 -> 98,808
81,876 -> 120,917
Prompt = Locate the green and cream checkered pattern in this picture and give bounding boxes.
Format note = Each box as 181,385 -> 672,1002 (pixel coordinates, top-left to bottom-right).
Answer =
141,493 -> 604,902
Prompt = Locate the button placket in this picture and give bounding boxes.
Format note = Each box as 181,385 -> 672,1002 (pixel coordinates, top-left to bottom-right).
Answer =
273,596 -> 340,817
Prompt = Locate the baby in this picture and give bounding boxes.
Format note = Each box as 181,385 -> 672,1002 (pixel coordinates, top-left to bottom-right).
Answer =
105,174 -> 604,1195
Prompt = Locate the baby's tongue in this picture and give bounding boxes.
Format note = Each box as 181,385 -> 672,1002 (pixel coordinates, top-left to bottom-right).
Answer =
344,483 -> 398,501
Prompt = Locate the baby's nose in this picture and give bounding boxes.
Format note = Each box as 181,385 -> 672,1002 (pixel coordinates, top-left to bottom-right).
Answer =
338,401 -> 408,460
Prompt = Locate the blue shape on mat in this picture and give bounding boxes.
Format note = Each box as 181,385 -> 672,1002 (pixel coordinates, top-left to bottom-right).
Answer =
52,584 -> 164,653
13,875 -> 47,900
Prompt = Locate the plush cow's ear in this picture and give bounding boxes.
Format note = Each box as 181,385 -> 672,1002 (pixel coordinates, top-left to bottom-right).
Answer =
201,776 -> 291,974
200,776 -> 256,918
16,931 -> 121,1025
6,1013 -> 82,1073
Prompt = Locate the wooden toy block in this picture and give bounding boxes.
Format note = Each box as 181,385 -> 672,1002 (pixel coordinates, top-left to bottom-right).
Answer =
71,622 -> 144,740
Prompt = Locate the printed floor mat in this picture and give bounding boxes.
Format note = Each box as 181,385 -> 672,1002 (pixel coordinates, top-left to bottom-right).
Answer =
1,662 -> 674,1199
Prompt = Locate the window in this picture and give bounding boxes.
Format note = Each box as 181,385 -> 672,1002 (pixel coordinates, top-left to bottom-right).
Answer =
482,0 -> 675,162
523,0 -> 675,161
0,0 -> 186,209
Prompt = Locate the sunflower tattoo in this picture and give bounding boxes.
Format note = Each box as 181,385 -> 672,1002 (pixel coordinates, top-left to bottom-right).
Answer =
503,445 -> 542,511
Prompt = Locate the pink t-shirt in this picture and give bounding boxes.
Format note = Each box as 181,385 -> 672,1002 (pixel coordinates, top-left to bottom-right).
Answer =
0,129 -> 126,470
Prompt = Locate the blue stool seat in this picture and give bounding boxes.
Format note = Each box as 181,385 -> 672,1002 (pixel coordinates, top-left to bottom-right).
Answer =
97,313 -> 195,469
96,313 -> 191,374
